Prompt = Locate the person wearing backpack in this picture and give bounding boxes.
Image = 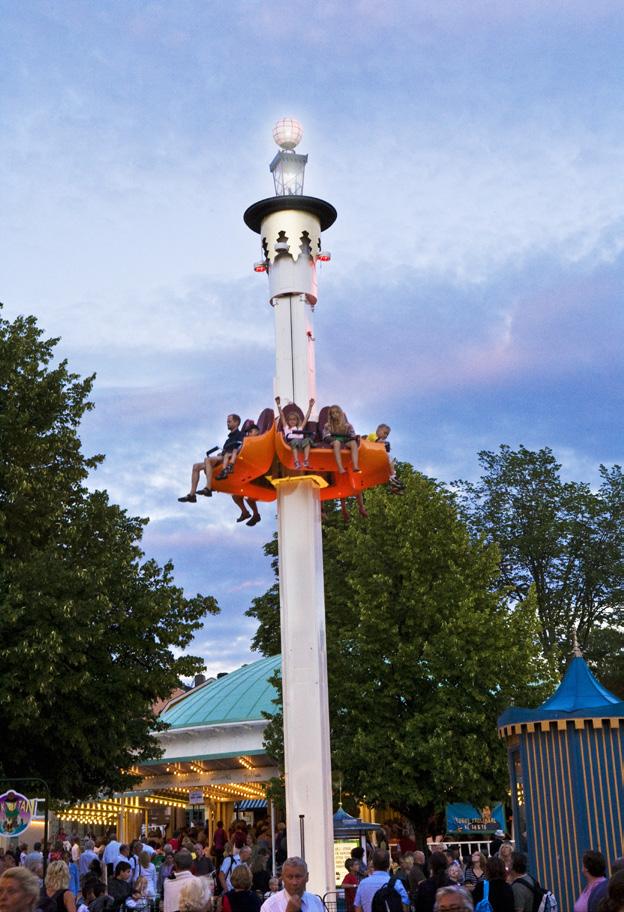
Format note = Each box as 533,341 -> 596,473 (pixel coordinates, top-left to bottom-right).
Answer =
509,853 -> 537,912
354,850 -> 409,912
472,858 -> 514,912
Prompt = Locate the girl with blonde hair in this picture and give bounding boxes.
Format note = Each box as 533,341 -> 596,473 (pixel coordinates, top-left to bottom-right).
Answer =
323,405 -> 360,474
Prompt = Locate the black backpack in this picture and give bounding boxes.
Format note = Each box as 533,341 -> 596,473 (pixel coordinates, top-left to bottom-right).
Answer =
372,876 -> 404,912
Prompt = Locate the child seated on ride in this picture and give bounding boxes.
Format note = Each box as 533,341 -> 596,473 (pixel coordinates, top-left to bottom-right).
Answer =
275,396 -> 315,469
178,413 -> 243,503
367,423 -> 404,492
231,424 -> 261,526
323,404 -> 360,474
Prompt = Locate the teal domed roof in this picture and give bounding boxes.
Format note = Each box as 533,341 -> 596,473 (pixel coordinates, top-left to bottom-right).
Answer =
161,655 -> 281,729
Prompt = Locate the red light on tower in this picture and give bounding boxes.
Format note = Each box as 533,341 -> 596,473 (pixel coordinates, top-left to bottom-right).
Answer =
254,261 -> 267,273
317,251 -> 331,262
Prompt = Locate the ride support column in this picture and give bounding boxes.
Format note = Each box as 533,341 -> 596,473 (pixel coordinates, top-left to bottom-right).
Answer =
277,476 -> 333,892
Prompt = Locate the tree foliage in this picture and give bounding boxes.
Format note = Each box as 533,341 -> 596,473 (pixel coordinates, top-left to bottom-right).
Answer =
247,466 -> 553,835
0,310 -> 218,800
454,445 -> 624,667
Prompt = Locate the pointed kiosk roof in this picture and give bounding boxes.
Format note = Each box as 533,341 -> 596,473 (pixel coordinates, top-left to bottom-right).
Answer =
332,804 -> 384,836
498,653 -> 624,728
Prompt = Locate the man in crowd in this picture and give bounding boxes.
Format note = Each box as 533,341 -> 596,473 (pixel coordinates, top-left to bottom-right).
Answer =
103,832 -> 122,878
24,843 -> 43,871
163,851 -> 197,912
219,845 -> 252,893
79,839 -> 99,878
260,857 -> 325,912
589,857 -> 624,912
434,886 -> 474,912
354,850 -> 410,912
508,852 -> 535,912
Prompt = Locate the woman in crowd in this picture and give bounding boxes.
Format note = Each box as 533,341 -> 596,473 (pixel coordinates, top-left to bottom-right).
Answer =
0,868 -> 41,912
416,853 -> 452,912
498,844 -> 514,875
178,879 -> 210,912
250,848 -> 270,895
472,857 -> 514,912
222,865 -> 261,912
137,852 -> 157,904
463,853 -> 487,892
42,861 -> 77,912
157,847 -> 175,897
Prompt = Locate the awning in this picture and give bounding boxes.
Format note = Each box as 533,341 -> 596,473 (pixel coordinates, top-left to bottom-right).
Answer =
234,799 -> 268,810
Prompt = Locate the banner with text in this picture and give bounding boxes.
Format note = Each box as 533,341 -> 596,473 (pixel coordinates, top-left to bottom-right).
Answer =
445,803 -> 505,834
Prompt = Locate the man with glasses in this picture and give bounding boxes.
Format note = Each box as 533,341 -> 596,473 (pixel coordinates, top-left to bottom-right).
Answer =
434,886 -> 474,912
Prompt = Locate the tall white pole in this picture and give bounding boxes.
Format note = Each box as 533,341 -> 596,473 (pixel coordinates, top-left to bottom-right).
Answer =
244,123 -> 337,896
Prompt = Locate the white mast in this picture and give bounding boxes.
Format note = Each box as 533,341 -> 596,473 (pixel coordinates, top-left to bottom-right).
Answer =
244,118 -> 336,896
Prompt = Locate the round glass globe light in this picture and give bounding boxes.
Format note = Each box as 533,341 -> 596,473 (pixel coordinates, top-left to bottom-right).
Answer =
273,117 -> 303,150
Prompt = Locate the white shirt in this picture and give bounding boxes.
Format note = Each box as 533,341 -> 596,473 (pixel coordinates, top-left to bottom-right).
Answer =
261,889 -> 325,912
103,841 -> 121,865
220,855 -> 241,892
163,871 -> 197,912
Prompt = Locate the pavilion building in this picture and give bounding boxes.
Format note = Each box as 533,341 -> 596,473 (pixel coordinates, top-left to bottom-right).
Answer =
57,655 -> 281,840
498,649 -> 624,912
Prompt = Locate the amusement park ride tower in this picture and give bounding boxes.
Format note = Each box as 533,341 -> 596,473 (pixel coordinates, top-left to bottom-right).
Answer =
244,119 -> 337,895
236,120 -> 390,894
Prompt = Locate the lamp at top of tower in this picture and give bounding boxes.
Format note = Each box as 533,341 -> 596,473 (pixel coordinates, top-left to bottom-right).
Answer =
270,117 -> 308,196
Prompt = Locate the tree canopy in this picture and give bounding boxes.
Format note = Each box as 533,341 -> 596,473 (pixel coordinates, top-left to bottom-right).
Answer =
0,310 -> 218,800
454,445 -> 624,673
247,465 -> 553,835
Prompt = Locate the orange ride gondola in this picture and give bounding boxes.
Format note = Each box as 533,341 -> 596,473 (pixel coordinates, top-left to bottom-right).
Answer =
273,403 -> 391,501
209,409 -> 277,502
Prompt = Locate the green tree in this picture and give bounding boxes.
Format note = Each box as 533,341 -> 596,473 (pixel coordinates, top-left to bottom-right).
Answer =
0,310 -> 218,801
247,467 -> 552,840
454,445 -> 624,663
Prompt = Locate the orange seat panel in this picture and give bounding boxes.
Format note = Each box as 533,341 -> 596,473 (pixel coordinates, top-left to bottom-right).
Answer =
210,425 -> 277,502
274,433 -> 391,501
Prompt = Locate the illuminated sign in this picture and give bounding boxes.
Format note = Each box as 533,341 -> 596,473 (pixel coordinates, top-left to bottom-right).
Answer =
0,791 -> 33,837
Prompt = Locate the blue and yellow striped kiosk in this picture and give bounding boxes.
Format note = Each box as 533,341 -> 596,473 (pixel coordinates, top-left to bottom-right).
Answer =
498,646 -> 624,912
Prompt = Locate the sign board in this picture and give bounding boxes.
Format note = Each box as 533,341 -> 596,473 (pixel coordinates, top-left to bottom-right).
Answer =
189,790 -> 204,806
0,791 -> 33,837
445,802 -> 505,833
333,837 -> 359,886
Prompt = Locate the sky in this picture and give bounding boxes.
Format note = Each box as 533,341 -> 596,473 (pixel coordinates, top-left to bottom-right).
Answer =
2,0 -> 623,678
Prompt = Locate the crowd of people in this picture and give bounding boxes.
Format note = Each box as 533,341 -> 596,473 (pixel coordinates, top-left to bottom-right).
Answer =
2,823 -> 623,912
337,841 -> 624,912
0,819 -> 289,912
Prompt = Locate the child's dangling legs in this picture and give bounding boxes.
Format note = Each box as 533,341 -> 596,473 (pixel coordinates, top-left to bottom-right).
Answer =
302,441 -> 311,468
332,439 -> 346,474
347,439 -> 360,472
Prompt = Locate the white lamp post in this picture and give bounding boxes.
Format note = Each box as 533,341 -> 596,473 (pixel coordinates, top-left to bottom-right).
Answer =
244,119 -> 336,896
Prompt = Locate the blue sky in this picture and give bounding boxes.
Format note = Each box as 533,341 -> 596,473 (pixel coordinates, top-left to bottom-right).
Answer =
2,1 -> 623,676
